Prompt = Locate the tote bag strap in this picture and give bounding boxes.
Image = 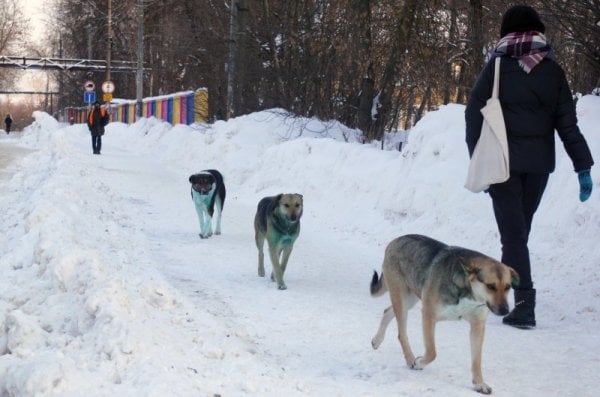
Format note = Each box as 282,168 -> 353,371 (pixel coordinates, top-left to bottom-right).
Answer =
491,57 -> 501,99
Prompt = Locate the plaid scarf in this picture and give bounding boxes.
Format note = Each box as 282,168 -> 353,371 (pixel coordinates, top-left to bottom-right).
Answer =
493,31 -> 553,73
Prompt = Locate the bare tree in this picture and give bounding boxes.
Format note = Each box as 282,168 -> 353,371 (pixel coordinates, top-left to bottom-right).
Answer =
368,0 -> 420,142
0,0 -> 27,88
0,0 -> 26,54
47,0 -> 596,134
539,0 -> 600,93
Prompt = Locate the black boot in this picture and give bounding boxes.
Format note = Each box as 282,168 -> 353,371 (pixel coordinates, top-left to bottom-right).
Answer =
503,288 -> 536,329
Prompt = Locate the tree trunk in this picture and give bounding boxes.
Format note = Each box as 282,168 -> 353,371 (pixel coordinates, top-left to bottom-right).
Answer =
357,77 -> 374,134
465,0 -> 484,94
234,0 -> 257,116
261,0 -> 286,107
403,86 -> 416,130
350,0 -> 373,136
443,1 -> 458,105
368,0 -> 419,142
415,85 -> 432,124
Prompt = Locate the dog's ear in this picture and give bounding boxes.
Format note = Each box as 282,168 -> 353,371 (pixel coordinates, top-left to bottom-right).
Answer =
189,174 -> 203,184
449,255 -> 470,287
451,266 -> 469,289
509,266 -> 520,287
459,256 -> 484,283
459,255 -> 476,273
271,194 -> 283,213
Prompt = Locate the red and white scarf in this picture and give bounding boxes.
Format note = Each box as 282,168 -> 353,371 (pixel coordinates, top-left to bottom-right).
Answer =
493,31 -> 553,73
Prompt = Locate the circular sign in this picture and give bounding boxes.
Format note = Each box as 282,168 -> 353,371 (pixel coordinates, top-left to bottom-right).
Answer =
84,80 -> 95,92
102,80 -> 115,94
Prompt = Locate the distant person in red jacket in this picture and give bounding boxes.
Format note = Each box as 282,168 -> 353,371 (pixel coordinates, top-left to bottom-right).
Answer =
5,114 -> 12,134
87,101 -> 109,154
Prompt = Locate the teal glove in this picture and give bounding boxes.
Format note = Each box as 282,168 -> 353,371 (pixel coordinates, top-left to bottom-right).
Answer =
578,170 -> 592,202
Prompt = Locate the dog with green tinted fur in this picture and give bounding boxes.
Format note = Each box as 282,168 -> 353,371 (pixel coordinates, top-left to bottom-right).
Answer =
254,193 -> 303,290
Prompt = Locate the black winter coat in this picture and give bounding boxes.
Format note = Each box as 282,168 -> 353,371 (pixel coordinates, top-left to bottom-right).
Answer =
465,56 -> 593,174
87,107 -> 109,136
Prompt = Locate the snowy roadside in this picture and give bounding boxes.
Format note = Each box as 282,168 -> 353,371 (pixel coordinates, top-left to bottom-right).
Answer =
0,102 -> 598,396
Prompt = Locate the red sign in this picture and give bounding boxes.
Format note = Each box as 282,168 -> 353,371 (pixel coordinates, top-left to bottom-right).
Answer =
102,80 -> 115,94
84,81 -> 95,92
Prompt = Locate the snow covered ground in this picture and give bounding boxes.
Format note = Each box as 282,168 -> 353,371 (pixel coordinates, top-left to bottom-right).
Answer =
0,97 -> 599,396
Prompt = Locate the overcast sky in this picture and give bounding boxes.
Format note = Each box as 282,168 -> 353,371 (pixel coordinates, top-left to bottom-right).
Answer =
21,0 -> 48,44
11,1 -> 53,94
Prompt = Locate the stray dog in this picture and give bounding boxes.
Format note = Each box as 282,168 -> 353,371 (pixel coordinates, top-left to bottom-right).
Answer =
189,169 -> 226,239
254,193 -> 303,290
370,234 -> 518,394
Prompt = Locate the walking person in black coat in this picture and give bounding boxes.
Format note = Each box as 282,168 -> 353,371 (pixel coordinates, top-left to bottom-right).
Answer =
87,101 -> 109,154
465,5 -> 594,329
5,114 -> 12,134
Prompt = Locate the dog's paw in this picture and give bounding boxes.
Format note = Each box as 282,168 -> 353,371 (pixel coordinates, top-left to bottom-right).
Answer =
411,357 -> 425,370
277,282 -> 287,290
473,382 -> 492,394
258,267 -> 265,277
214,231 -> 221,235
371,336 -> 383,350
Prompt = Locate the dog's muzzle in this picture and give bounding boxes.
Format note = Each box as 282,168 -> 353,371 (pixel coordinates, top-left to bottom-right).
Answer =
488,302 -> 509,316
192,184 -> 211,194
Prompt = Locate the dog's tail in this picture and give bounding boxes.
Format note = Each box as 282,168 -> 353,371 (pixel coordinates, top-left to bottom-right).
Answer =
370,270 -> 388,297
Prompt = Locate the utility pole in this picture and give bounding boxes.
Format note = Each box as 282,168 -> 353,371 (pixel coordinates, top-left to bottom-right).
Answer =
106,0 -> 112,84
87,24 -> 93,110
86,24 -> 92,66
58,33 -> 64,112
226,0 -> 237,120
136,0 -> 144,118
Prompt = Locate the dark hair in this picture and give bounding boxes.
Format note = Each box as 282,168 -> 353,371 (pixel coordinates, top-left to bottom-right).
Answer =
500,5 -> 545,37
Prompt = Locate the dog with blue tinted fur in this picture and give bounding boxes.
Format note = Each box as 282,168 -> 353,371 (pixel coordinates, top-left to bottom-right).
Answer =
254,193 -> 303,290
189,169 -> 226,239
370,234 -> 519,394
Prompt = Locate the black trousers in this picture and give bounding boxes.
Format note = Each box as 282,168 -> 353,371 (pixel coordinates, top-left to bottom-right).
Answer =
488,172 -> 549,290
92,134 -> 102,153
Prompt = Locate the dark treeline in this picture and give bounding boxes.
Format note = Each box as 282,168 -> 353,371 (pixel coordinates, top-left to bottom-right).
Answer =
50,0 -> 599,141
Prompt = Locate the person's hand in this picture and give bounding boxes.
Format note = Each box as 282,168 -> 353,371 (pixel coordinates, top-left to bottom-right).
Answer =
578,170 -> 592,202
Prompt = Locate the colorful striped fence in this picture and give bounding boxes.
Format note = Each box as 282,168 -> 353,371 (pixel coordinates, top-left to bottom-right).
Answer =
61,88 -> 209,126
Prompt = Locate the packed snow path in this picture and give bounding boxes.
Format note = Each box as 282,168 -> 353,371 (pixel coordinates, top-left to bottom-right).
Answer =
0,106 -> 599,396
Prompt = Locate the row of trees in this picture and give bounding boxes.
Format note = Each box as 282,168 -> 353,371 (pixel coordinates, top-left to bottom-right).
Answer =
0,0 -> 41,127
0,0 -> 26,88
5,1 -> 600,140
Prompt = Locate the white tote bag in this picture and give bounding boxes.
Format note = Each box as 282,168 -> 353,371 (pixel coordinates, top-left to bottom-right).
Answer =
465,57 -> 510,193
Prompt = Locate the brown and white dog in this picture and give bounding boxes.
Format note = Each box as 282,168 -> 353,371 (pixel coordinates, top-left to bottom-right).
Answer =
254,193 -> 303,290
370,234 -> 519,394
